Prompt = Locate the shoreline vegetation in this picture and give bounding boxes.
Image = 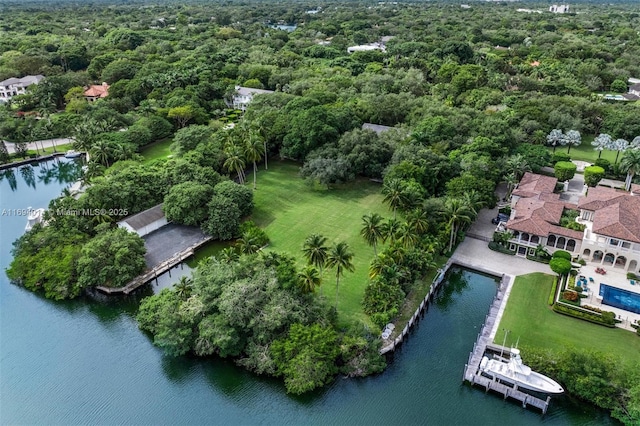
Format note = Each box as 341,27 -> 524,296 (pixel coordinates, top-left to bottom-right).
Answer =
2,0 -> 639,419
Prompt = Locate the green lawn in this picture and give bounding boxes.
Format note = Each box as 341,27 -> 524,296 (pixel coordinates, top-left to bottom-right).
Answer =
495,273 -> 640,367
251,161 -> 390,326
546,135 -> 619,164
140,138 -> 173,163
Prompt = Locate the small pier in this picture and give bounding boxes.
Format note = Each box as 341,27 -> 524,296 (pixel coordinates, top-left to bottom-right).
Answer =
462,275 -> 552,415
96,236 -> 211,295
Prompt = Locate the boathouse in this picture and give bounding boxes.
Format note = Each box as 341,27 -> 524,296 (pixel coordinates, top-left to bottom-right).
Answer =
117,204 -> 167,237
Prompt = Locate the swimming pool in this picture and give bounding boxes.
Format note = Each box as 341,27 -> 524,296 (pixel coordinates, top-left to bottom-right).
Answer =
599,284 -> 640,314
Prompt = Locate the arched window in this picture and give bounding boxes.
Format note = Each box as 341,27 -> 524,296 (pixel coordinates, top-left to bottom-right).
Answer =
566,239 -> 576,252
615,256 -> 627,268
629,260 -> 638,273
593,250 -> 603,261
583,248 -> 591,257
531,235 -> 540,244
556,237 -> 566,249
603,253 -> 615,265
522,233 -> 530,242
547,235 -> 556,247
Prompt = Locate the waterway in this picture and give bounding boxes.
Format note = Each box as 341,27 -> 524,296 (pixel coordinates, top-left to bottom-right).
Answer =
0,158 -> 614,424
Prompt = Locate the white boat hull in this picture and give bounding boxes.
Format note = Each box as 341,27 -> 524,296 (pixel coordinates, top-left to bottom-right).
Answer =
480,352 -> 564,395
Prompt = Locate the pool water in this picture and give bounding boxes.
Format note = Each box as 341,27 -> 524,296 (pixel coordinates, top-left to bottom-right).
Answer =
599,284 -> 640,314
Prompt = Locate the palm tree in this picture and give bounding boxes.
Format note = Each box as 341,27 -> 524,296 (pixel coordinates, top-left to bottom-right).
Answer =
396,222 -> 419,248
406,209 -> 429,235
223,142 -> 246,184
613,138 -> 629,164
369,253 -> 393,279
381,218 -> 402,245
443,197 -> 474,252
236,235 -> 260,254
90,139 -> 112,167
218,247 -> 239,263
174,276 -> 193,300
325,241 -> 355,311
564,130 -> 581,154
302,233 -> 328,281
546,129 -> 564,153
360,213 -> 384,255
382,178 -> 406,219
591,133 -> 612,159
504,154 -> 531,182
620,148 -> 640,191
244,132 -> 265,189
297,265 -> 321,294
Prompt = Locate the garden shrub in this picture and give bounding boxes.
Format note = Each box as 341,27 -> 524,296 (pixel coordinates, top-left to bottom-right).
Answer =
594,158 -> 611,173
488,241 -> 516,255
552,250 -> 572,260
554,161 -> 577,182
239,221 -> 269,246
551,152 -> 571,164
627,272 -> 639,280
584,166 -> 605,187
563,290 -> 579,302
553,303 -> 616,327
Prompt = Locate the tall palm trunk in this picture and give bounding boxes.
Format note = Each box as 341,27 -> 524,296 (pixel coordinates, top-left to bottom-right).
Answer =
335,276 -> 340,310
253,161 -> 257,189
263,140 -> 268,170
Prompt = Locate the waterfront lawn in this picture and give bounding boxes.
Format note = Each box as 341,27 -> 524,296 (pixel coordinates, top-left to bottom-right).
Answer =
251,161 -> 390,327
140,138 -> 173,163
495,273 -> 640,367
546,135 -> 617,164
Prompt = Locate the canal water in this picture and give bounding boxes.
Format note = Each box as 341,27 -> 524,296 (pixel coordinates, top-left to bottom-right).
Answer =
0,158 -> 613,424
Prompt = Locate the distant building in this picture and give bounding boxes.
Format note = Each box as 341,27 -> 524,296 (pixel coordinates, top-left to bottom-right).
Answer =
347,43 -> 385,54
228,86 -> 275,111
0,75 -> 44,103
549,4 -> 570,13
362,123 -> 392,135
629,83 -> 640,98
84,83 -> 110,102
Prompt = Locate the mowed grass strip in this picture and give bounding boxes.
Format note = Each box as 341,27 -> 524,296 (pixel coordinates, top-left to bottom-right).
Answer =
140,138 -> 173,163
546,135 -> 618,164
495,273 -> 640,367
251,161 -> 389,326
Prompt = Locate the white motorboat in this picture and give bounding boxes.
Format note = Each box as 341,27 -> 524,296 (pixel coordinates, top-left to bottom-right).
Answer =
25,207 -> 45,231
480,348 -> 564,395
64,150 -> 83,158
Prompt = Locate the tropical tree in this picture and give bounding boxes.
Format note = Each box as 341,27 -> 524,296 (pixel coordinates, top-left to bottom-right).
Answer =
381,218 -> 402,245
546,129 -> 564,153
236,234 -> 260,254
302,233 -> 328,275
405,209 -> 429,235
592,133 -> 612,159
619,148 -> 640,191
612,138 -> 629,164
244,131 -> 265,189
443,197 -> 474,252
223,141 -> 246,184
360,213 -> 384,255
382,178 -> 406,219
174,276 -> 193,300
90,139 -> 112,167
396,222 -> 419,248
325,241 -> 355,311
218,247 -> 239,263
564,130 -> 581,154
297,265 -> 321,294
369,253 -> 394,280
504,154 -> 531,182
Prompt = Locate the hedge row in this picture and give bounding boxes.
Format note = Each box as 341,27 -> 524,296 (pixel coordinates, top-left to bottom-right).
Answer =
548,277 -> 558,305
553,302 -> 616,327
527,255 -> 551,264
488,241 -> 516,255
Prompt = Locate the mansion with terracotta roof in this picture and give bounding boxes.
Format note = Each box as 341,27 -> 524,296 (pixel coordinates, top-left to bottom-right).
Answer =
503,172 -> 640,274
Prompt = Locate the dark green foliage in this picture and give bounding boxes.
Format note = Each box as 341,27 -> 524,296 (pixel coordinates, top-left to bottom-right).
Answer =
213,180 -> 253,217
7,225 -> 88,299
76,226 -> 146,289
560,209 -> 586,231
594,158 -> 611,173
136,115 -> 174,141
271,323 -> 339,395
203,196 -> 241,240
550,258 -> 572,276
551,152 -> 571,164
362,278 -> 405,327
171,124 -> 214,156
553,303 -> 616,327
554,161 -> 577,182
238,221 -> 269,247
513,144 -> 551,173
584,166 -> 605,187
552,250 -> 571,260
163,182 -> 214,226
488,241 -> 516,255
300,157 -> 354,187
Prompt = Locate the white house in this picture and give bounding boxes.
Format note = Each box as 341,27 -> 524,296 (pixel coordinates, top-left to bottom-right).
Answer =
229,86 -> 275,111
629,83 -> 640,98
549,4 -> 570,13
0,75 -> 44,102
577,186 -> 640,273
117,204 -> 168,237
347,43 -> 385,54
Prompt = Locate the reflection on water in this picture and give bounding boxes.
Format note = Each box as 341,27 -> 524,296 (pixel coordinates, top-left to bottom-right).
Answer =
0,157 -> 82,192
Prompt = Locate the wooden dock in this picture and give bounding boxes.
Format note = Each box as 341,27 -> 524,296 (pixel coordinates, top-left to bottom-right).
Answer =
95,236 -> 212,295
462,275 -> 552,415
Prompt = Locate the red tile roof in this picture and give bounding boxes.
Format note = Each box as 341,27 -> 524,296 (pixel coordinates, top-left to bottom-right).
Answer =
84,84 -> 109,98
579,186 -> 640,243
512,172 -> 558,198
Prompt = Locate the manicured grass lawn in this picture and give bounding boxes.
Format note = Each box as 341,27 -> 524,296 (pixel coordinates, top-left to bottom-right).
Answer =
495,273 -> 640,367
251,161 -> 390,327
140,138 -> 173,163
546,135 -> 618,164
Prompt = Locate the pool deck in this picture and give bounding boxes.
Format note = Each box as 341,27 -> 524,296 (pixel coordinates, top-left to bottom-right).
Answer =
576,264 -> 640,330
